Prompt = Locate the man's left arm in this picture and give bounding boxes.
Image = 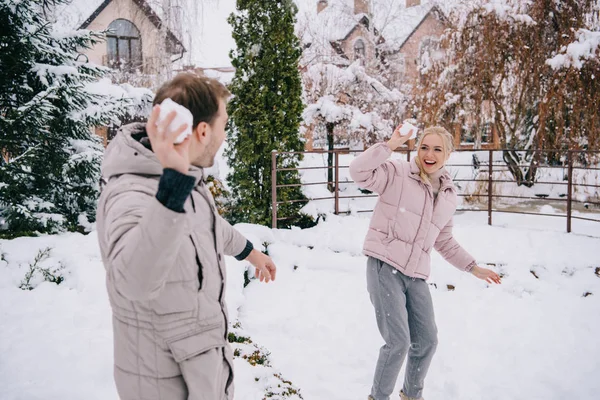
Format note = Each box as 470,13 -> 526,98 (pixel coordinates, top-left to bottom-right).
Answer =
218,215 -> 276,282
218,215 -> 254,260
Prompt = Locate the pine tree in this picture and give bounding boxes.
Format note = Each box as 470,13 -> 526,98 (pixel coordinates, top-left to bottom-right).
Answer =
226,0 -> 312,228
0,0 -> 133,236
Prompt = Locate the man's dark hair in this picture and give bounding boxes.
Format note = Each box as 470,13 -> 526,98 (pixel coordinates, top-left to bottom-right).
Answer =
153,73 -> 230,128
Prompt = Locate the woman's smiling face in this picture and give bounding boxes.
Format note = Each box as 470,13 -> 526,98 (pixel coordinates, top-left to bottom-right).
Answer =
418,133 -> 447,174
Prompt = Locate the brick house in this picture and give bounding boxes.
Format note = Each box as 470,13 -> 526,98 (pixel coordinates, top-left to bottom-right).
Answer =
300,0 -> 500,150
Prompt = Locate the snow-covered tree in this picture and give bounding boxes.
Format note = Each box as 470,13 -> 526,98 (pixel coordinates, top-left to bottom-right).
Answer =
298,0 -> 410,187
411,0 -> 600,186
0,0 -> 140,236
226,0 -> 311,228
303,61 -> 405,190
297,0 -> 412,90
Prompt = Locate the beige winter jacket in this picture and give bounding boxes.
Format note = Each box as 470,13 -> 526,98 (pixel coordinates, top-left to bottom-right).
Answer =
96,123 -> 248,399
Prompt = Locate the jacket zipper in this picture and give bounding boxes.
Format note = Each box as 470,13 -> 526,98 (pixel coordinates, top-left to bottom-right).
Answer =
405,181 -> 432,275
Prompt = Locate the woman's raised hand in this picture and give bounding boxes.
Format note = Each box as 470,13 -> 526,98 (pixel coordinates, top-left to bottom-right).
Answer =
387,124 -> 415,151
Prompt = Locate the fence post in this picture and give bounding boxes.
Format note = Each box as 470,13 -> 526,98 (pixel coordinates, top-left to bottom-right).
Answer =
488,149 -> 493,226
334,150 -> 340,215
567,150 -> 573,233
271,150 -> 277,229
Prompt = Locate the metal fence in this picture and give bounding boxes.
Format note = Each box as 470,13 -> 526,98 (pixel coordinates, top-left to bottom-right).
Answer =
271,148 -> 600,233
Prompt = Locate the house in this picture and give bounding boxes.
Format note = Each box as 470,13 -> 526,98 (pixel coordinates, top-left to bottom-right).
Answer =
301,0 -> 447,86
299,0 -> 500,150
79,0 -> 185,77
52,0 -> 187,145
56,0 -> 185,80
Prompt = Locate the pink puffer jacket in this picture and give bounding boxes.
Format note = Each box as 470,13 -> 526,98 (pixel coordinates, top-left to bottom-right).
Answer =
349,143 -> 476,280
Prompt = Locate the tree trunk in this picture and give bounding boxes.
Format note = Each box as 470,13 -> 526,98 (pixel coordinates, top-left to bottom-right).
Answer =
503,150 -> 536,187
327,122 -> 335,193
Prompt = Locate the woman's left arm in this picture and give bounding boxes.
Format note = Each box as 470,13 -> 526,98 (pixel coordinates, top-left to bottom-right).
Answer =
434,218 -> 501,284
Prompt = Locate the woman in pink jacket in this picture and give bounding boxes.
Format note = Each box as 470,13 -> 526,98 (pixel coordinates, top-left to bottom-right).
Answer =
349,125 -> 501,400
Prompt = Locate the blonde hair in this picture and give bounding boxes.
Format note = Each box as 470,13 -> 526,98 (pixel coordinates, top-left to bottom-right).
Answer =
414,126 -> 455,183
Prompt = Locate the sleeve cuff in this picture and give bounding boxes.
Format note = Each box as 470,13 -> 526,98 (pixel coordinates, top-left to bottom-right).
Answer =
155,168 -> 196,213
465,260 -> 477,273
380,142 -> 393,153
235,240 -> 254,261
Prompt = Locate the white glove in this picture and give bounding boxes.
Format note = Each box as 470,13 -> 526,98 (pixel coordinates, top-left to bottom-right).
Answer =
156,98 -> 194,144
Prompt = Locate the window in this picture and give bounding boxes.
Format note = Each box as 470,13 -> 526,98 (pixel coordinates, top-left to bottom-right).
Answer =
106,19 -> 143,72
390,53 -> 406,82
354,39 -> 366,62
418,36 -> 441,73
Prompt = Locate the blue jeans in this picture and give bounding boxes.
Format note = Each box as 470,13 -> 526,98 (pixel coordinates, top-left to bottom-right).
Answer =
366,257 -> 438,400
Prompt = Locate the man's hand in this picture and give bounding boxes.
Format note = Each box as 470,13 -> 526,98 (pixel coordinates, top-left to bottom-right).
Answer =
387,124 -> 415,151
471,265 -> 502,284
146,105 -> 191,174
246,249 -> 277,283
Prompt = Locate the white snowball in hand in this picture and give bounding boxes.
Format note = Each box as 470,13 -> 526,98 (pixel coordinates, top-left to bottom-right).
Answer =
157,98 -> 193,144
399,121 -> 418,139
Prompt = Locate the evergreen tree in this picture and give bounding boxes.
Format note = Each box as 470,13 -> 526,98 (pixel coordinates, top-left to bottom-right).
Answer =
0,0 -> 132,235
226,0 -> 312,228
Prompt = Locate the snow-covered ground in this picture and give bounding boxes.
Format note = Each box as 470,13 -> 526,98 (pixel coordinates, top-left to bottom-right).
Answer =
1,211 -> 599,400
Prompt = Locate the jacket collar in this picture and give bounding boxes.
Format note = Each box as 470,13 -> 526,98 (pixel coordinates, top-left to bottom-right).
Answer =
408,158 -> 455,192
103,122 -> 205,186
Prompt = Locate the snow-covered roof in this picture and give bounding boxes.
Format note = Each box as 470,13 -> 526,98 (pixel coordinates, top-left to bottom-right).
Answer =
51,0 -> 238,71
297,0 -> 364,44
376,3 -> 438,51
296,0 -> 441,52
52,0 -> 184,49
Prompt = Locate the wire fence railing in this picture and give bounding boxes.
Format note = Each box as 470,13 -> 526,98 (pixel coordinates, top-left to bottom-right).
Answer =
271,148 -> 600,233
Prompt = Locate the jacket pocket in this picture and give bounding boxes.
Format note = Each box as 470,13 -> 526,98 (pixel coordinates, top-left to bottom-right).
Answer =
187,234 -> 208,292
166,322 -> 224,363
382,220 -> 396,245
191,236 -> 204,291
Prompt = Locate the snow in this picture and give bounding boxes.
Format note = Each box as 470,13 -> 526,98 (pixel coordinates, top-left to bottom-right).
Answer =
375,2 -> 437,52
547,29 -> 600,70
482,0 -> 536,25
1,211 -> 599,399
304,95 -> 350,124
80,78 -> 153,122
297,0 -> 362,43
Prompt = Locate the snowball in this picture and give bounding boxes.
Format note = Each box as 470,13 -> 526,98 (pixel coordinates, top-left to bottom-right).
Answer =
157,98 -> 193,144
399,121 -> 418,139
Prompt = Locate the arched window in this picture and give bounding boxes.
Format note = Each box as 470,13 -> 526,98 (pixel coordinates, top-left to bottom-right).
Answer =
354,38 -> 366,61
106,19 -> 142,72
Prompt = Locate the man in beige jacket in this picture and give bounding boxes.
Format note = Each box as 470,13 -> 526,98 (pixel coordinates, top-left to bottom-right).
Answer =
96,73 -> 276,400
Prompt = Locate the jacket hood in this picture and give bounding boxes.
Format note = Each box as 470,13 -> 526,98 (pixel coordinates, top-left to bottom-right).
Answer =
101,122 -> 204,184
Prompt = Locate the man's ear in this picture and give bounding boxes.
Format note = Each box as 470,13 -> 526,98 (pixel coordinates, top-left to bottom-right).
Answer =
193,122 -> 209,143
